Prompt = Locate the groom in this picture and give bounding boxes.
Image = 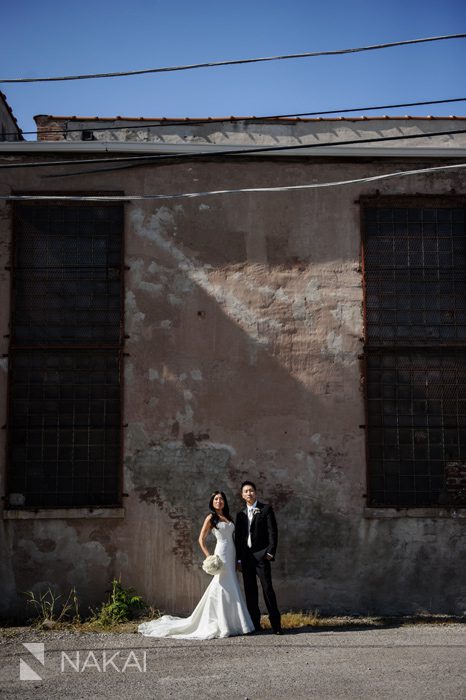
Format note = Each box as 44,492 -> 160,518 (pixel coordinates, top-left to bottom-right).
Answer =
235,480 -> 282,634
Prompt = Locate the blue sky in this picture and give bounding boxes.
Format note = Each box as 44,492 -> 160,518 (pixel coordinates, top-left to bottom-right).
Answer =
2,0 -> 466,139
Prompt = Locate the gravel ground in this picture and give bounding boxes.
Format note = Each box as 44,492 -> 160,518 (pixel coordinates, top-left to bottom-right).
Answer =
1,623 -> 465,699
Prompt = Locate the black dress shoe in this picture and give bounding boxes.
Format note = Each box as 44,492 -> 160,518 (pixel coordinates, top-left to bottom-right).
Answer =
273,628 -> 283,635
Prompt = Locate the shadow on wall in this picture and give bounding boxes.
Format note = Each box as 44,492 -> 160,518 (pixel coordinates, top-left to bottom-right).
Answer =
123,177 -> 367,612
0,160 -> 366,619
7,158 -> 461,617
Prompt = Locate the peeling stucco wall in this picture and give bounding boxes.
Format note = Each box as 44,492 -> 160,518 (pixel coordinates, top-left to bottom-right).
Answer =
34,114 -> 466,151
1,142 -> 466,618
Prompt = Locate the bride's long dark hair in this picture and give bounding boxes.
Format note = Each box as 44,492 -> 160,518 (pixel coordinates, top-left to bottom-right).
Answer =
208,490 -> 234,529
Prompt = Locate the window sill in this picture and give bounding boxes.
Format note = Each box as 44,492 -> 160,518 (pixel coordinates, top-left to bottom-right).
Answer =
364,507 -> 466,519
3,507 -> 125,520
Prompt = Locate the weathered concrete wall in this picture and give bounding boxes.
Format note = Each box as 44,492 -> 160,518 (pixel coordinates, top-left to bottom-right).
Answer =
1,152 -> 466,619
34,114 -> 466,151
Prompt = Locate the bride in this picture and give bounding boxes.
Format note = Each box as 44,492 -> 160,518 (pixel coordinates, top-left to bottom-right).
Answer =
138,490 -> 254,639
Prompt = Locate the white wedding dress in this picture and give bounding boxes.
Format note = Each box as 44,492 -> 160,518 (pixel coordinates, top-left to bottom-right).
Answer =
138,520 -> 254,639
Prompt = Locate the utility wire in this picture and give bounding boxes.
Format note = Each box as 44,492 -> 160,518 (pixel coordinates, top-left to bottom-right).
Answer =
5,96 -> 466,139
2,163 -> 465,201
1,34 -> 465,83
1,127 -> 466,171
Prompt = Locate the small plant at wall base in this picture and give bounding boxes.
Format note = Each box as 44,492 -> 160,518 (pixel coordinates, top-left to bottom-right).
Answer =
89,578 -> 146,628
24,586 -> 80,629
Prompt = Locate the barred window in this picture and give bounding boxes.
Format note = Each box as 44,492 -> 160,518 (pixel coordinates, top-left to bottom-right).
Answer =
6,203 -> 123,508
362,199 -> 466,507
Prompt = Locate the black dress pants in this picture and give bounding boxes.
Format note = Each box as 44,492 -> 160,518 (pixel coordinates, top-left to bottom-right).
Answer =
241,550 -> 281,631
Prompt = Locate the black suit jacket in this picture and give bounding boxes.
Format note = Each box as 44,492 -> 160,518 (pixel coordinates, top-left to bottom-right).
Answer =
235,501 -> 278,562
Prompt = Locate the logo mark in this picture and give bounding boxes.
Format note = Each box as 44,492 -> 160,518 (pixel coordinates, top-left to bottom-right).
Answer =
20,643 -> 44,681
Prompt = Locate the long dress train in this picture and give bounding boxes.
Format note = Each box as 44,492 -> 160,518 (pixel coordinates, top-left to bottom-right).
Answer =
138,520 -> 254,639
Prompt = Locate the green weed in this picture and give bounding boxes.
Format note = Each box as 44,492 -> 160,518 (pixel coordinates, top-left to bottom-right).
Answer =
88,577 -> 146,628
24,586 -> 80,629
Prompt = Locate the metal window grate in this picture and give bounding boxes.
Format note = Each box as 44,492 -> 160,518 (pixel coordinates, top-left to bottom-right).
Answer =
12,205 -> 122,346
7,204 -> 123,508
8,350 -> 121,507
363,202 -> 466,507
364,207 -> 466,346
366,349 -> 466,506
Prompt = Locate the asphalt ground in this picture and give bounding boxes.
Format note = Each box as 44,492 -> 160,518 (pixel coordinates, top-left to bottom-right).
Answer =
1,623 -> 465,699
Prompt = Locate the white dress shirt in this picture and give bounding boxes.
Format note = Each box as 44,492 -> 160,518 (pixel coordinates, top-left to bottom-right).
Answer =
247,500 -> 258,548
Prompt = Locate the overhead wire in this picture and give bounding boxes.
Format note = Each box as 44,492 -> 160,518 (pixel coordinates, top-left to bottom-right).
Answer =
2,127 -> 466,172
2,163 -> 466,201
4,96 -> 466,139
1,33 -> 465,83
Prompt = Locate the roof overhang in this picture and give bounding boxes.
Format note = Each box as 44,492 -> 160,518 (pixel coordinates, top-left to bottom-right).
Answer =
1,141 -> 466,158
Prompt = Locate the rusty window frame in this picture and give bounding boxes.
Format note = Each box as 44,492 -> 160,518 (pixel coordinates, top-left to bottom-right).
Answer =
5,200 -> 125,509
361,195 -> 466,508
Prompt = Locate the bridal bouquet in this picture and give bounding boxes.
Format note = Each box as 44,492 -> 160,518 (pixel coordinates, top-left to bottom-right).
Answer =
202,554 -> 224,575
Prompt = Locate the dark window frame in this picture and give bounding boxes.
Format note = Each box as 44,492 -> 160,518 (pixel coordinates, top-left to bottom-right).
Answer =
361,194 -> 466,508
5,198 -> 125,509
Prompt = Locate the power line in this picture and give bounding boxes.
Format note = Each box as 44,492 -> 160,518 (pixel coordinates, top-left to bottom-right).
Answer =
5,97 -> 466,139
2,163 -> 465,201
2,127 -> 466,171
2,34 -> 465,84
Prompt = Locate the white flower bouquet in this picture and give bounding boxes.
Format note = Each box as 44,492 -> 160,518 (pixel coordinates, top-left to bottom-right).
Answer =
202,554 -> 224,576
